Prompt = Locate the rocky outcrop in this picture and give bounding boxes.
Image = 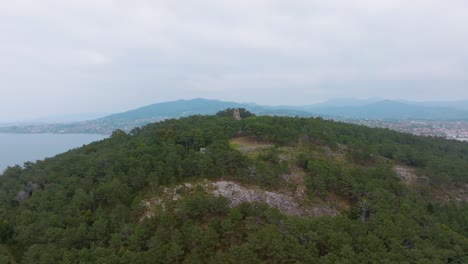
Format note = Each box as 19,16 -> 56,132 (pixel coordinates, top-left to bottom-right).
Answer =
211,181 -> 336,216
394,165 -> 433,186
394,165 -> 422,184
15,182 -> 39,202
143,180 -> 338,219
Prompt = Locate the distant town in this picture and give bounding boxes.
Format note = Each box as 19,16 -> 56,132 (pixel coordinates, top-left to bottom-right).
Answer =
353,120 -> 468,142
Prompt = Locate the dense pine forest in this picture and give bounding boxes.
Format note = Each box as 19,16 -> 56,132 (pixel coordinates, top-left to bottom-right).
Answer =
0,111 -> 467,263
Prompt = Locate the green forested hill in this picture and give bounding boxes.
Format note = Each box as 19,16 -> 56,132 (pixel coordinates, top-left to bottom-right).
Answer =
0,114 -> 467,263
101,98 -> 245,120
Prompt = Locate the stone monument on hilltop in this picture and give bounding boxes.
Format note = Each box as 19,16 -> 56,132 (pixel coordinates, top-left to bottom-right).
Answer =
233,108 -> 241,120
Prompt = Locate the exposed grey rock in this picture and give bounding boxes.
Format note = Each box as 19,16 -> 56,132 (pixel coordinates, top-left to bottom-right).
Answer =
142,180 -> 338,219
16,182 -> 39,202
394,165 -> 429,185
394,165 -> 417,183
210,181 -> 337,217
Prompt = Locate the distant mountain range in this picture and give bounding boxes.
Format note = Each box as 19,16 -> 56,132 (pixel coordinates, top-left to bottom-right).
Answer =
411,100 -> 468,111
101,98 -> 312,121
1,98 -> 468,134
31,112 -> 110,123
299,100 -> 468,120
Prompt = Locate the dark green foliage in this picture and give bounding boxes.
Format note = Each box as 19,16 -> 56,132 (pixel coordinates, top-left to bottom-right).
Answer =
0,114 -> 467,263
177,188 -> 230,221
0,219 -> 12,243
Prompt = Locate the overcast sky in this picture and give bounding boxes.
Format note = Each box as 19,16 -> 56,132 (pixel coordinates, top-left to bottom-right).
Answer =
1,0 -> 468,121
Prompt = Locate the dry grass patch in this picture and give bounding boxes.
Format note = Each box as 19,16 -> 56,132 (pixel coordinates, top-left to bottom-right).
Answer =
230,136 -> 273,153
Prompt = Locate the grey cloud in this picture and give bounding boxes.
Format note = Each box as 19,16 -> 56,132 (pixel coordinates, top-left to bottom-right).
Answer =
1,0 -> 467,120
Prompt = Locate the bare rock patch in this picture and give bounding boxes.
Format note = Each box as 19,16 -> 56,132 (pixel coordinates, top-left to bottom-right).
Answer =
143,180 -> 338,219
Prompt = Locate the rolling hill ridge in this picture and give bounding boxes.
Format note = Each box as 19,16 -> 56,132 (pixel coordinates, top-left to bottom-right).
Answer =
0,111 -> 467,263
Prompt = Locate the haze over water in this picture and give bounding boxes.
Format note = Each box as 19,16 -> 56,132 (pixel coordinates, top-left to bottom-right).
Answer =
0,133 -> 107,173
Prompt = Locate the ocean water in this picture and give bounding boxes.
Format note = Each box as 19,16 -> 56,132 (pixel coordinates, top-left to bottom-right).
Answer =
0,133 -> 107,173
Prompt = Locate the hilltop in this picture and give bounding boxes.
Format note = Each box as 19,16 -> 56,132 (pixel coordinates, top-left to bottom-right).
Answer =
0,112 -> 467,263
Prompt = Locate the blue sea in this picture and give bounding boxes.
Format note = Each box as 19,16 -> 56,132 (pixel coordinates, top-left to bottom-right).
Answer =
0,133 -> 107,173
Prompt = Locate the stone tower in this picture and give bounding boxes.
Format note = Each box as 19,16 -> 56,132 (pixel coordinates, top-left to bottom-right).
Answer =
233,108 -> 241,120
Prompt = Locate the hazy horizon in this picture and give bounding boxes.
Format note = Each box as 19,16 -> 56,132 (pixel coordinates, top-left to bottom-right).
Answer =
3,96 -> 468,123
2,1 -> 468,121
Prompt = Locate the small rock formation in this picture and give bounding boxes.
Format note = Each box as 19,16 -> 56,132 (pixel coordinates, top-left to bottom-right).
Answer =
446,185 -> 468,203
16,182 -> 39,202
432,184 -> 468,203
393,165 -> 468,203
394,165 -> 418,184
